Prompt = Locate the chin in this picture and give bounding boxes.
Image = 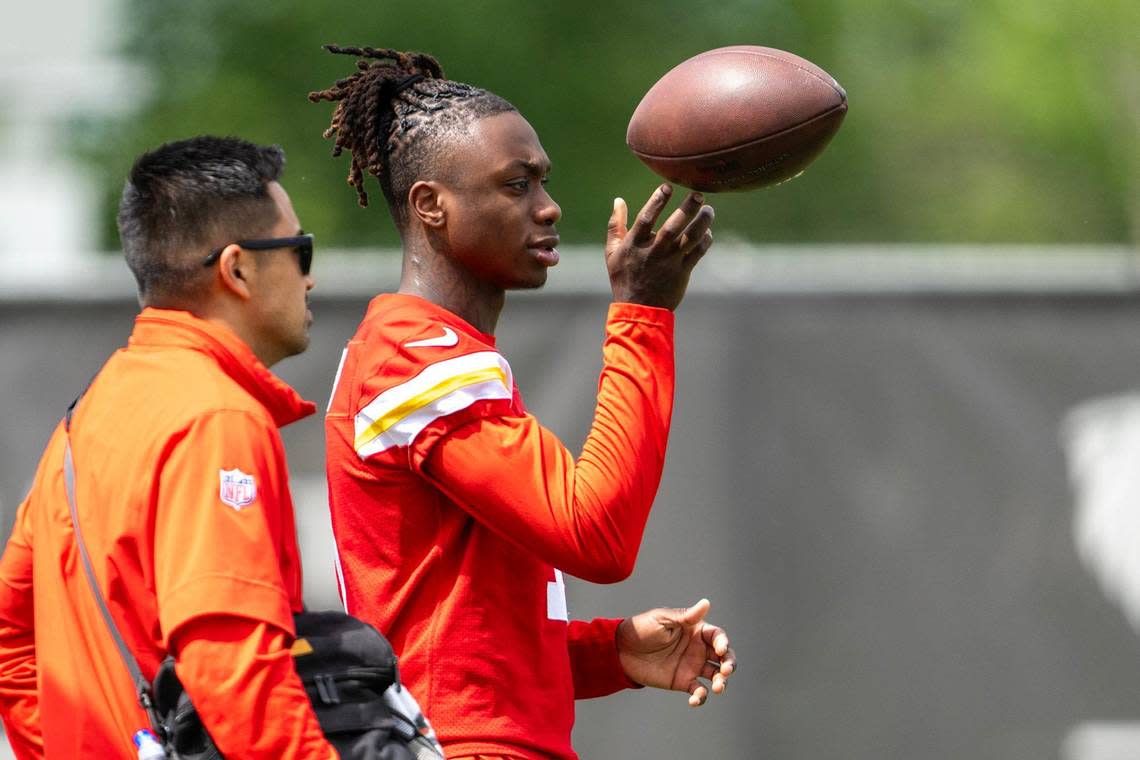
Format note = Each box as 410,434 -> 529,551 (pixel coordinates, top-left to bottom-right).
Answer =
509,270 -> 549,291
284,333 -> 312,360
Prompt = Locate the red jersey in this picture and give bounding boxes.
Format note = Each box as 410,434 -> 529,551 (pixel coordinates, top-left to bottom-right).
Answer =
0,309 -> 333,759
325,294 -> 675,759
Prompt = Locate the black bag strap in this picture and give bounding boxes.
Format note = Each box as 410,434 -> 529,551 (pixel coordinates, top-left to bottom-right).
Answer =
63,401 -> 164,736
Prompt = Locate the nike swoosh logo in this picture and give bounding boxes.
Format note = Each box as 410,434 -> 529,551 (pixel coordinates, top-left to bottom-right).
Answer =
404,326 -> 459,348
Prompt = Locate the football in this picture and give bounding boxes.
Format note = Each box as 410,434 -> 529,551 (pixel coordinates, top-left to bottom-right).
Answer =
626,46 -> 848,192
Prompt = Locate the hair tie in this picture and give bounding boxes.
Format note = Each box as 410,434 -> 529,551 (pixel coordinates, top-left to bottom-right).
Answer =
394,74 -> 424,93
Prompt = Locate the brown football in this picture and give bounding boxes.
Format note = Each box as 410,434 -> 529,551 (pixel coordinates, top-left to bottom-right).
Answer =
626,46 -> 848,192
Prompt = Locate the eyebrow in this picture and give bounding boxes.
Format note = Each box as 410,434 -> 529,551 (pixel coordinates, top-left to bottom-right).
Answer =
502,159 -> 551,175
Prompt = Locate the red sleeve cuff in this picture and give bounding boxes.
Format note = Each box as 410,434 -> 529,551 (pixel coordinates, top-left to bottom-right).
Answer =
607,302 -> 676,328
568,617 -> 643,700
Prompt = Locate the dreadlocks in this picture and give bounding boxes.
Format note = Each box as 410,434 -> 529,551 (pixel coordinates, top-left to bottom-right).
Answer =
309,45 -> 517,228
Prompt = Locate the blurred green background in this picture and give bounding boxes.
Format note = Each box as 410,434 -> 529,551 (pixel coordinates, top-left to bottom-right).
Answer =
72,0 -> 1138,250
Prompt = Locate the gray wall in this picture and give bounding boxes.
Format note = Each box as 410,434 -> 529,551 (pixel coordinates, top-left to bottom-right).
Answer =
4,291 -> 1140,759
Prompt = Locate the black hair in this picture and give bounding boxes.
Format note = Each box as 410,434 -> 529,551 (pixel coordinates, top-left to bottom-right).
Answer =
117,136 -> 285,303
308,45 -> 516,229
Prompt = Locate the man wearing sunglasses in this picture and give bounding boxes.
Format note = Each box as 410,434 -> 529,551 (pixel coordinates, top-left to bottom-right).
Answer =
199,231 -> 315,367
0,137 -> 337,758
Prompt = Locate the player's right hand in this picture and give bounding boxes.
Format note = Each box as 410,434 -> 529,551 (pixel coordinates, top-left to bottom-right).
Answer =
604,183 -> 714,311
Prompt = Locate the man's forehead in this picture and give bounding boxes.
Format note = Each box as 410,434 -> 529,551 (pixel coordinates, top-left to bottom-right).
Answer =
468,112 -> 550,169
267,180 -> 301,229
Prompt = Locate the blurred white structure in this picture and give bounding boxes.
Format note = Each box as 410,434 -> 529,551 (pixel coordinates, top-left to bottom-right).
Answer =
1062,394 -> 1140,631
1061,398 -> 1140,757
1,0 -> 141,280
1064,723 -> 1140,760
291,475 -> 345,611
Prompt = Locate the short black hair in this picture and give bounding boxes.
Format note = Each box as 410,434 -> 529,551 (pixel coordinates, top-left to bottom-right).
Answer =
309,45 -> 516,230
117,136 -> 285,303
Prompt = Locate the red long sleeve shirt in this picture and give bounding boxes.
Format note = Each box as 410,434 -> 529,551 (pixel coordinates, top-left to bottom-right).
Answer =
325,294 -> 673,759
0,309 -> 334,759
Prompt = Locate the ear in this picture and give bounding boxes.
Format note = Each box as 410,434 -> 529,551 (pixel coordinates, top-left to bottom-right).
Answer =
408,180 -> 447,229
215,244 -> 254,301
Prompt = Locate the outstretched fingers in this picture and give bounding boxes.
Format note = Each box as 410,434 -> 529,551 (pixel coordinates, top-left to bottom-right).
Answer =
676,597 -> 711,626
607,197 -> 629,242
629,184 -> 674,244
680,205 -> 715,254
605,184 -> 716,309
688,646 -> 734,707
686,230 -> 713,270
655,191 -> 707,248
714,636 -> 736,685
677,600 -> 734,707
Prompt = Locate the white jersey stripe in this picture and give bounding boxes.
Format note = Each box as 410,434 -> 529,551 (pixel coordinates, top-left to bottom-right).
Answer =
327,347 -> 349,413
355,377 -> 513,459
356,365 -> 507,447
353,350 -> 514,458
355,348 -> 508,432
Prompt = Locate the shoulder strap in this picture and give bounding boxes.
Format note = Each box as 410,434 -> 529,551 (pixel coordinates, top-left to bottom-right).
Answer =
63,416 -> 163,734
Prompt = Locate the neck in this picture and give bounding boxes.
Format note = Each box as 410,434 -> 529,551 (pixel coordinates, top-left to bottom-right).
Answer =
152,297 -> 280,368
397,239 -> 505,335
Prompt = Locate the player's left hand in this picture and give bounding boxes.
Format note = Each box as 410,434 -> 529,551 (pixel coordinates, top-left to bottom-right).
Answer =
616,598 -> 736,707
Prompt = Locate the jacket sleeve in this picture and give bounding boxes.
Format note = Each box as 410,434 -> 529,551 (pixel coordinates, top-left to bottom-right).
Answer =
420,303 -> 675,583
172,616 -> 336,759
567,617 -> 641,700
155,410 -> 332,757
0,498 -> 44,759
154,409 -> 298,647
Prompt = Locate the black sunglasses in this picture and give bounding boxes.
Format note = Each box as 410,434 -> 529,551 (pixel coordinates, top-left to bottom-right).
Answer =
202,233 -> 314,276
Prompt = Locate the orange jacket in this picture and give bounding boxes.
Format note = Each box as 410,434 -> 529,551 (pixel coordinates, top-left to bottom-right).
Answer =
0,309 -> 335,759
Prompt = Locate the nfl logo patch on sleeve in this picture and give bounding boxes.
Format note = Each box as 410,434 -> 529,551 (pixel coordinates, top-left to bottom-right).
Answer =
218,468 -> 258,510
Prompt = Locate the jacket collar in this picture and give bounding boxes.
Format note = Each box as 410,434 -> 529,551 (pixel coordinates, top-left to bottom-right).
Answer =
128,308 -> 316,427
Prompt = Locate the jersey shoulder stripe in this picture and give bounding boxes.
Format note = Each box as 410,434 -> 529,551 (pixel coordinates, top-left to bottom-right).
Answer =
354,350 -> 513,459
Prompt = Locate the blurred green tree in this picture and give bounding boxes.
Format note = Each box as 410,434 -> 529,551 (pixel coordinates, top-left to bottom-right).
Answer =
74,0 -> 1136,249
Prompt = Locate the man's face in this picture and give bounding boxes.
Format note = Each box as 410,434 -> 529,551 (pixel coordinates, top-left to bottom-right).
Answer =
249,181 -> 314,365
436,111 -> 561,291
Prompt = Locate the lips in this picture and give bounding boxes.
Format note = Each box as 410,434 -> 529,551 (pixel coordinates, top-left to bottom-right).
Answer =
528,236 -> 561,267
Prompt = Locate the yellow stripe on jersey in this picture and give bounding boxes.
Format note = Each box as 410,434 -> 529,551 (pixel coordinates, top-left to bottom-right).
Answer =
353,350 -> 513,458
354,366 -> 507,450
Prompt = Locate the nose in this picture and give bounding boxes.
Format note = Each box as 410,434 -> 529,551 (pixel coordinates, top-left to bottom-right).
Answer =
535,186 -> 561,226
305,273 -> 315,292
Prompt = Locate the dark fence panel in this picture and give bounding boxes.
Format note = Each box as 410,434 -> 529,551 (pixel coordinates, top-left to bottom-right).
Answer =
4,292 -> 1140,759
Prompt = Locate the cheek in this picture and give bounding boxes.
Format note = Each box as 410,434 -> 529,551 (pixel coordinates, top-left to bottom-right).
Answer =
263,273 -> 306,321
290,279 -> 309,316
450,214 -> 501,257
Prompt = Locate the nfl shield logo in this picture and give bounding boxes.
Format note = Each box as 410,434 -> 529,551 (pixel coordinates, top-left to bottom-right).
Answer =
218,468 -> 257,510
